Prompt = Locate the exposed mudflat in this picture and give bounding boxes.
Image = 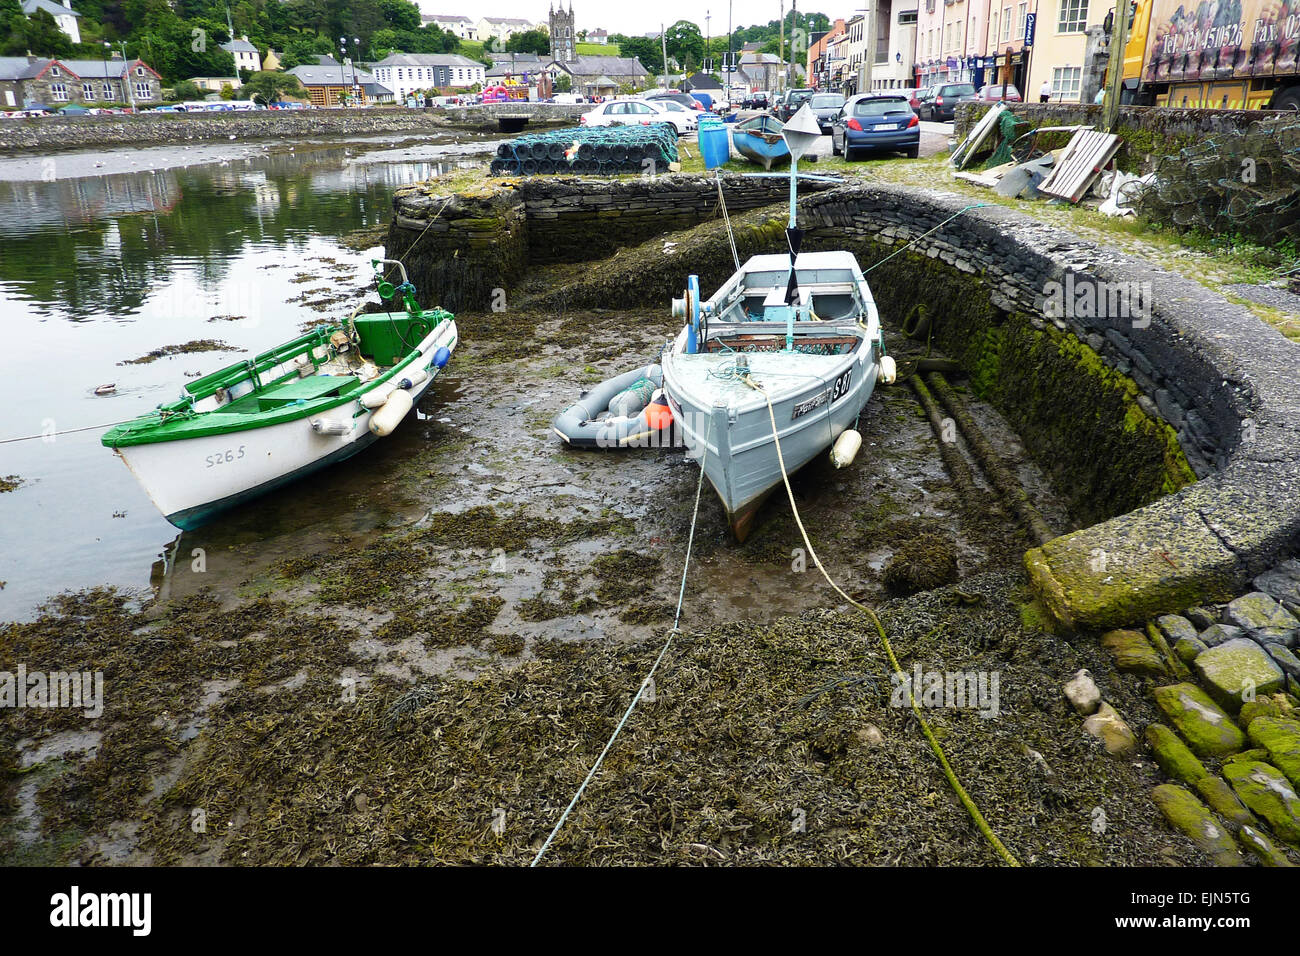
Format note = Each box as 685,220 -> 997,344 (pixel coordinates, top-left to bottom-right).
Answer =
1,297 -> 1201,866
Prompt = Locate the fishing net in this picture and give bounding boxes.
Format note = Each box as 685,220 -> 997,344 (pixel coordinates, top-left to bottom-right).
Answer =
489,124 -> 681,177
1135,113 -> 1300,244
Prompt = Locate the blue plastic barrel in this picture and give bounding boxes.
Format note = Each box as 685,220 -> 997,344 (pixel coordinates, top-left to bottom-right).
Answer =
698,119 -> 730,170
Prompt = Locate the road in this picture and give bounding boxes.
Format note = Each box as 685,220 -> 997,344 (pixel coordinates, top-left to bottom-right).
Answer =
720,113 -> 954,162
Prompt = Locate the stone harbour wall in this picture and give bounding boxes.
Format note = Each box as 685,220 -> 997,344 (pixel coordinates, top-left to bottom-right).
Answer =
520,174 -> 833,264
954,102 -> 1277,171
387,173 -> 837,310
0,105 -> 581,154
795,181 -> 1300,630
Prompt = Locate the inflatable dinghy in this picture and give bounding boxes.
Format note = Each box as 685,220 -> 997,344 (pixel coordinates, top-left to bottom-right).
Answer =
552,363 -> 675,449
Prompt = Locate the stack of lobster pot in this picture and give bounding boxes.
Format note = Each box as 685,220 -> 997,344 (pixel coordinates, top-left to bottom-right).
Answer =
489,124 -> 680,177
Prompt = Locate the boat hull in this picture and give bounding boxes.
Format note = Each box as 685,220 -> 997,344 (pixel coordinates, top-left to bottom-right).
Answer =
734,136 -> 790,171
115,320 -> 457,529
665,349 -> 879,541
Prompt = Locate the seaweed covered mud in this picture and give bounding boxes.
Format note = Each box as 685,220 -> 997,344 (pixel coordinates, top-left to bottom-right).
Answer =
0,283 -> 1213,866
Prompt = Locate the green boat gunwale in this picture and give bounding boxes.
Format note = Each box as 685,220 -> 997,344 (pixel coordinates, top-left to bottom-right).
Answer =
102,310 -> 456,448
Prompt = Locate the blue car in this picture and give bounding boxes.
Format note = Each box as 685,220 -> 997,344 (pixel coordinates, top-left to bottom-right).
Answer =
830,93 -> 920,160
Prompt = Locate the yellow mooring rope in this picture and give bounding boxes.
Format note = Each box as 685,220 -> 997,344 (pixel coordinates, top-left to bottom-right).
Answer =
744,373 -> 1021,867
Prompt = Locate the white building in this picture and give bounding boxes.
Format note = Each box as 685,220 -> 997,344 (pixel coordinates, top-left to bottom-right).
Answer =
370,52 -> 486,97
474,16 -> 538,44
422,14 -> 477,40
21,0 -> 80,44
220,36 -> 262,74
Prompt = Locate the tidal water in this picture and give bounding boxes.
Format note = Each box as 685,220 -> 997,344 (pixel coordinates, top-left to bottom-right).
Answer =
0,136 -> 492,619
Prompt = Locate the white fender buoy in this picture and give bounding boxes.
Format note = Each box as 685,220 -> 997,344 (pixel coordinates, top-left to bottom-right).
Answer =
830,429 -> 862,469
369,389 -> 413,436
878,355 -> 897,385
398,367 -> 428,389
360,386 -> 395,410
311,419 -> 351,436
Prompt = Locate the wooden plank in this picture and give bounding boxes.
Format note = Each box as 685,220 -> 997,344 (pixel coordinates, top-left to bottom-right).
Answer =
1037,129 -> 1122,203
951,103 -> 1007,171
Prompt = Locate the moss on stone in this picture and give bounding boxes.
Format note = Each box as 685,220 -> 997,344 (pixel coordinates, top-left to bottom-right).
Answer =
1150,783 -> 1244,865
1145,722 -> 1208,784
1153,682 -> 1246,757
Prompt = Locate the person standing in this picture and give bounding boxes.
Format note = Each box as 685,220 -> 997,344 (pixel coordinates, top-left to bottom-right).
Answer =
1039,78 -> 1052,102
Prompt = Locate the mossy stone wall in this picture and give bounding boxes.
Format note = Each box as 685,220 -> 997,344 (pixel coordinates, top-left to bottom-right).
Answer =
955,103 -> 1268,172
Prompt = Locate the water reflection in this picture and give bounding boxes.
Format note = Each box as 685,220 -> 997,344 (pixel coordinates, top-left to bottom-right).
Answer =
0,139 -> 485,620
0,145 -> 477,321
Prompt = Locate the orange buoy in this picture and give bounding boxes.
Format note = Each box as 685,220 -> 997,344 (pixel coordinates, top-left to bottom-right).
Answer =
643,391 -> 673,431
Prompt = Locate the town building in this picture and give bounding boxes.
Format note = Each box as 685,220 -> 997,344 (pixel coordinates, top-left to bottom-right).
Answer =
191,76 -> 242,93
220,36 -> 262,75
20,0 -> 80,44
586,28 -> 609,45
287,57 -> 394,106
475,16 -> 539,45
370,53 -> 486,99
549,2 -> 576,65
0,54 -> 161,109
1023,0 -> 1112,103
807,17 -> 847,90
543,54 -> 649,97
487,52 -> 543,82
422,14 -> 478,40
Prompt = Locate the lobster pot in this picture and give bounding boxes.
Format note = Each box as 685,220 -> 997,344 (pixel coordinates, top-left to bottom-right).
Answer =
490,124 -> 680,177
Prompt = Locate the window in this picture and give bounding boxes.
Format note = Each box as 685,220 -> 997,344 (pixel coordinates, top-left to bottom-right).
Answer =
1058,0 -> 1089,32
1052,65 -> 1082,99
101,81 -> 111,97
82,83 -> 95,100
899,10 -> 918,24
1017,3 -> 1029,37
50,65 -> 60,76
51,82 -> 68,101
136,66 -> 145,76
991,11 -> 999,44
1001,6 -> 1011,40
135,81 -> 150,99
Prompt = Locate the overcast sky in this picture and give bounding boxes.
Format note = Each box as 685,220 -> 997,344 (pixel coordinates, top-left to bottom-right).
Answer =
417,2 -> 829,39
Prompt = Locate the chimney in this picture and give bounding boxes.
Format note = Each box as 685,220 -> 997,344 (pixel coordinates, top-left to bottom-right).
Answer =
26,53 -> 37,63
110,51 -> 122,59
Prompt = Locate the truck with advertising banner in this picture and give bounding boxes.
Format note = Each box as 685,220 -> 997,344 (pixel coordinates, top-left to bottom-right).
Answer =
1122,0 -> 1300,109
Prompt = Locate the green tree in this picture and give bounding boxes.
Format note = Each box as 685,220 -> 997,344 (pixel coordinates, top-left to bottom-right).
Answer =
242,69 -> 304,104
504,28 -> 549,55
553,73 -> 571,93
169,79 -> 201,100
618,36 -> 660,68
220,81 -> 235,99
663,20 -> 703,68
2,9 -> 74,57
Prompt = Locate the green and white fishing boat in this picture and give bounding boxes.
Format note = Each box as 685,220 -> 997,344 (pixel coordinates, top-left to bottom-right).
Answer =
102,260 -> 458,530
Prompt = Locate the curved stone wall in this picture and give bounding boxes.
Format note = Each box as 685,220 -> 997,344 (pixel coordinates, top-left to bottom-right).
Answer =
797,183 -> 1300,630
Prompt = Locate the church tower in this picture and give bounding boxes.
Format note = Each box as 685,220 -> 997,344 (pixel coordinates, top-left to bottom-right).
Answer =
549,2 -> 575,64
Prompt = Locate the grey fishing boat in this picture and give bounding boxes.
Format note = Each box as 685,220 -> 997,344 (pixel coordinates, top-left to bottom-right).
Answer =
660,105 -> 895,540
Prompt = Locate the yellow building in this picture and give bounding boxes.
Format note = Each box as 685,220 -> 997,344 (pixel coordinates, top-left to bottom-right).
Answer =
1022,0 -> 1110,102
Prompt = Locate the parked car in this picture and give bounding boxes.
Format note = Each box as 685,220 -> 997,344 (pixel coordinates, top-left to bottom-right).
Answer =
919,82 -> 977,122
976,83 -> 1023,103
642,90 -> 704,111
579,98 -> 697,135
808,92 -> 846,133
773,87 -> 815,121
830,93 -> 920,160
